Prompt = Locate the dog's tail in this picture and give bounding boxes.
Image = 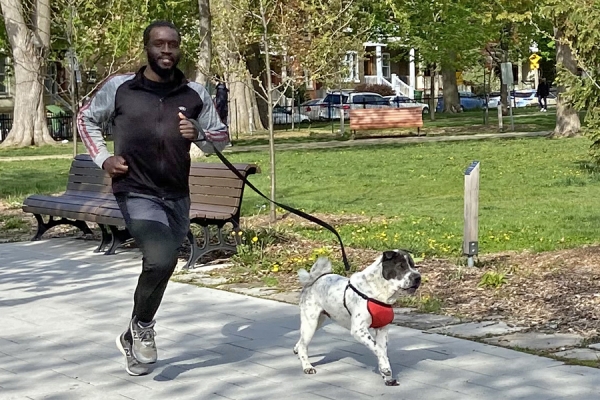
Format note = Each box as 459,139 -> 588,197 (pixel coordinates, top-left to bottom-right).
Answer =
298,257 -> 333,287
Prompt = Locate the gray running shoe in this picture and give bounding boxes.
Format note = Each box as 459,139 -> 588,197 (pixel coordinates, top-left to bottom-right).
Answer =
130,317 -> 157,364
115,332 -> 150,376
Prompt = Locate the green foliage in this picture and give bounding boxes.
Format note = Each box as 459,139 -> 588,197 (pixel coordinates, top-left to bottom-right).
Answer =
397,293 -> 443,313
542,0 -> 600,162
478,270 -> 507,288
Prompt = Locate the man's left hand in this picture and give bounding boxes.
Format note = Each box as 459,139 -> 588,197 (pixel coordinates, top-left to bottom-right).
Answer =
179,112 -> 198,140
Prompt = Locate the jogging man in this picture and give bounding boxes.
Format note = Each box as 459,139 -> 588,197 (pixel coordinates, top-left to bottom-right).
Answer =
78,20 -> 229,375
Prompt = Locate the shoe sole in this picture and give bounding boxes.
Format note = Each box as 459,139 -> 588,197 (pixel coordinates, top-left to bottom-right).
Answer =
116,334 -> 149,376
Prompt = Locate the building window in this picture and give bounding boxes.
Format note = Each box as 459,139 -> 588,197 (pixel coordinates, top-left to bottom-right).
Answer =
343,51 -> 359,83
382,53 -> 391,79
0,57 -> 8,95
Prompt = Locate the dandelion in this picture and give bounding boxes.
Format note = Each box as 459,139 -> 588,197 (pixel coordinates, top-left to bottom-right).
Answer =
272,264 -> 280,272
252,236 -> 259,243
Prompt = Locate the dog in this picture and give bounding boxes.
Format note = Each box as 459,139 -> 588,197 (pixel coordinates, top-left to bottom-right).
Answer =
294,249 -> 421,386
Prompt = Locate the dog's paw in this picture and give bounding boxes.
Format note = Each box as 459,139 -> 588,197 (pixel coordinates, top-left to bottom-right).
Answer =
384,379 -> 399,386
293,347 -> 298,355
303,367 -> 317,374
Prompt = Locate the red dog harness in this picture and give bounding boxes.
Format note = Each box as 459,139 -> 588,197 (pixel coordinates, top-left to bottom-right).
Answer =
344,283 -> 394,328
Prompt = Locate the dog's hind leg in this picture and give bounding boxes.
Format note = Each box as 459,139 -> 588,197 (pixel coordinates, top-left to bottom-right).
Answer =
293,307 -> 323,374
350,323 -> 398,386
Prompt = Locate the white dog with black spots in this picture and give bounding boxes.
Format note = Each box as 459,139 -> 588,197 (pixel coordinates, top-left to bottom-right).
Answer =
294,249 -> 421,386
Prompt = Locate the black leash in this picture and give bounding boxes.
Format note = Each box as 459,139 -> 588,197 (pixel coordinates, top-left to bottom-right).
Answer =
205,142 -> 352,272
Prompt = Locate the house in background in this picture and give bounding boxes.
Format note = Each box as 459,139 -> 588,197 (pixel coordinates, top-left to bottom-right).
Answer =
305,40 -> 458,101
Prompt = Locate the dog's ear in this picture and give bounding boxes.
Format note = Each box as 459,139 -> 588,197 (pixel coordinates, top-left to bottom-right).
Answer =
382,250 -> 397,261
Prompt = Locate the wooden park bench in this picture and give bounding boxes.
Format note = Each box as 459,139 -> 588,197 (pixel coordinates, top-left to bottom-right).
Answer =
349,107 -> 424,136
22,154 -> 260,269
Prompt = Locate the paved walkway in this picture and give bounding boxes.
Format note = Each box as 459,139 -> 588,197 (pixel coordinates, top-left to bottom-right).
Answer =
0,131 -> 551,162
1,238 -> 598,400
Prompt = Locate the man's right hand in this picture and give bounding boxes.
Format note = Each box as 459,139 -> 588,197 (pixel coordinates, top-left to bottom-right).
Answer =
102,156 -> 128,177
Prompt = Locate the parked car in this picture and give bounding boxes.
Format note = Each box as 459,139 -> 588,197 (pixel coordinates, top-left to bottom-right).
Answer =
436,91 -> 485,112
299,98 -> 324,121
513,89 -> 557,108
272,105 -> 310,125
486,89 -> 556,109
319,91 -> 389,120
384,95 -> 429,114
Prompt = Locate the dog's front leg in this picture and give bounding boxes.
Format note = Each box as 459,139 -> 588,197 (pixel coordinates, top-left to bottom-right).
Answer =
373,327 -> 397,386
350,323 -> 398,386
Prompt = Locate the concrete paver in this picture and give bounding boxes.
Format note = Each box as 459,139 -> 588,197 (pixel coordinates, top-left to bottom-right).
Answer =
1,238 -> 599,399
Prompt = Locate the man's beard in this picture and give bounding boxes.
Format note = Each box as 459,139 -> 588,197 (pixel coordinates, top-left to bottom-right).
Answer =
148,54 -> 179,79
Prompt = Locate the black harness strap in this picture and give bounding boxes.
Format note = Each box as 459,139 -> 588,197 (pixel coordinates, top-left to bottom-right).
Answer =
343,282 -> 393,315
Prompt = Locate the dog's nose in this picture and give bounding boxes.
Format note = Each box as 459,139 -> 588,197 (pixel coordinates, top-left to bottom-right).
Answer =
412,275 -> 421,287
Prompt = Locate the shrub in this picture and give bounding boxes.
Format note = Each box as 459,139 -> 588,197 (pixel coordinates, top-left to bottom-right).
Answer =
354,83 -> 395,97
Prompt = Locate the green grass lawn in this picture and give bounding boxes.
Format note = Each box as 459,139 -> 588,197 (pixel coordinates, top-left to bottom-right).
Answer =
0,141 -> 115,158
2,135 -> 599,258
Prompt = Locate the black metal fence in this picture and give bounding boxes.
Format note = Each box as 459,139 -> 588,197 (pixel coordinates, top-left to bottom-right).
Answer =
0,113 -> 74,143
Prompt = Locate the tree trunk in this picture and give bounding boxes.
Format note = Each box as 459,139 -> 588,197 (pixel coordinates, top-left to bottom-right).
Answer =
260,3 -> 276,223
552,27 -> 581,138
195,0 -> 211,85
190,0 -> 212,159
0,0 -> 55,147
428,67 -> 435,121
441,59 -> 460,113
245,42 -> 269,129
226,52 -> 265,136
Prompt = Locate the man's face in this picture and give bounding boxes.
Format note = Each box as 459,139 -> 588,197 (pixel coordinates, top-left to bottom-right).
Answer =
145,26 -> 181,78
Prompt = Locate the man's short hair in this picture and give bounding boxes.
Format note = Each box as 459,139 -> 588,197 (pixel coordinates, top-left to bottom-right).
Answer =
143,20 -> 181,47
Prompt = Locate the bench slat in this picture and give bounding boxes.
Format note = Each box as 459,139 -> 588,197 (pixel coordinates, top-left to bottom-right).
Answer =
189,185 -> 241,198
70,168 -> 108,178
66,182 -> 113,193
190,193 -> 240,208
188,176 -> 244,189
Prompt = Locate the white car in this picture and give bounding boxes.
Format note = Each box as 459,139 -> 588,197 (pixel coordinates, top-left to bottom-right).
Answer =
272,105 -> 310,125
299,98 -> 324,121
384,95 -> 429,114
319,91 -> 390,120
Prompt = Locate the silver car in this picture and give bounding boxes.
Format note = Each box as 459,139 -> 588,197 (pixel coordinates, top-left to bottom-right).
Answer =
319,92 -> 390,120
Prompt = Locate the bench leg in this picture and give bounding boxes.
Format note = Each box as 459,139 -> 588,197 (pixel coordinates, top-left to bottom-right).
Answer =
183,229 -> 201,270
95,224 -> 112,253
185,222 -> 239,269
104,225 -> 132,255
31,214 -> 93,241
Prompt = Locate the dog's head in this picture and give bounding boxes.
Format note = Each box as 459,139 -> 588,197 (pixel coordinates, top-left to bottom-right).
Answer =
380,249 -> 421,295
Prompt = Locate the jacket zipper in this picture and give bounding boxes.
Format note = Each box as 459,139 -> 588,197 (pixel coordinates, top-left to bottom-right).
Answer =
157,97 -> 166,190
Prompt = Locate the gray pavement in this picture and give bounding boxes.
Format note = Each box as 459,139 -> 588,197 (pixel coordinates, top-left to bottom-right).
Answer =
1,238 -> 599,400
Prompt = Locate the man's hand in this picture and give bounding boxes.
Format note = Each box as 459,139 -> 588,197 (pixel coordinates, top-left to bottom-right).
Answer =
179,112 -> 198,141
102,156 -> 128,178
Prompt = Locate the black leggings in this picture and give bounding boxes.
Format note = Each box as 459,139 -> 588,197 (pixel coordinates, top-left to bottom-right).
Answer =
116,193 -> 190,323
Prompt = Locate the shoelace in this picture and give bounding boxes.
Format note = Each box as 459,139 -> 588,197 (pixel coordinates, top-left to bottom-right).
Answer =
137,326 -> 156,345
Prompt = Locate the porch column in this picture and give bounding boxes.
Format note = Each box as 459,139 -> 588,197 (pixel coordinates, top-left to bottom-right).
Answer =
376,45 -> 383,84
409,48 -> 416,93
